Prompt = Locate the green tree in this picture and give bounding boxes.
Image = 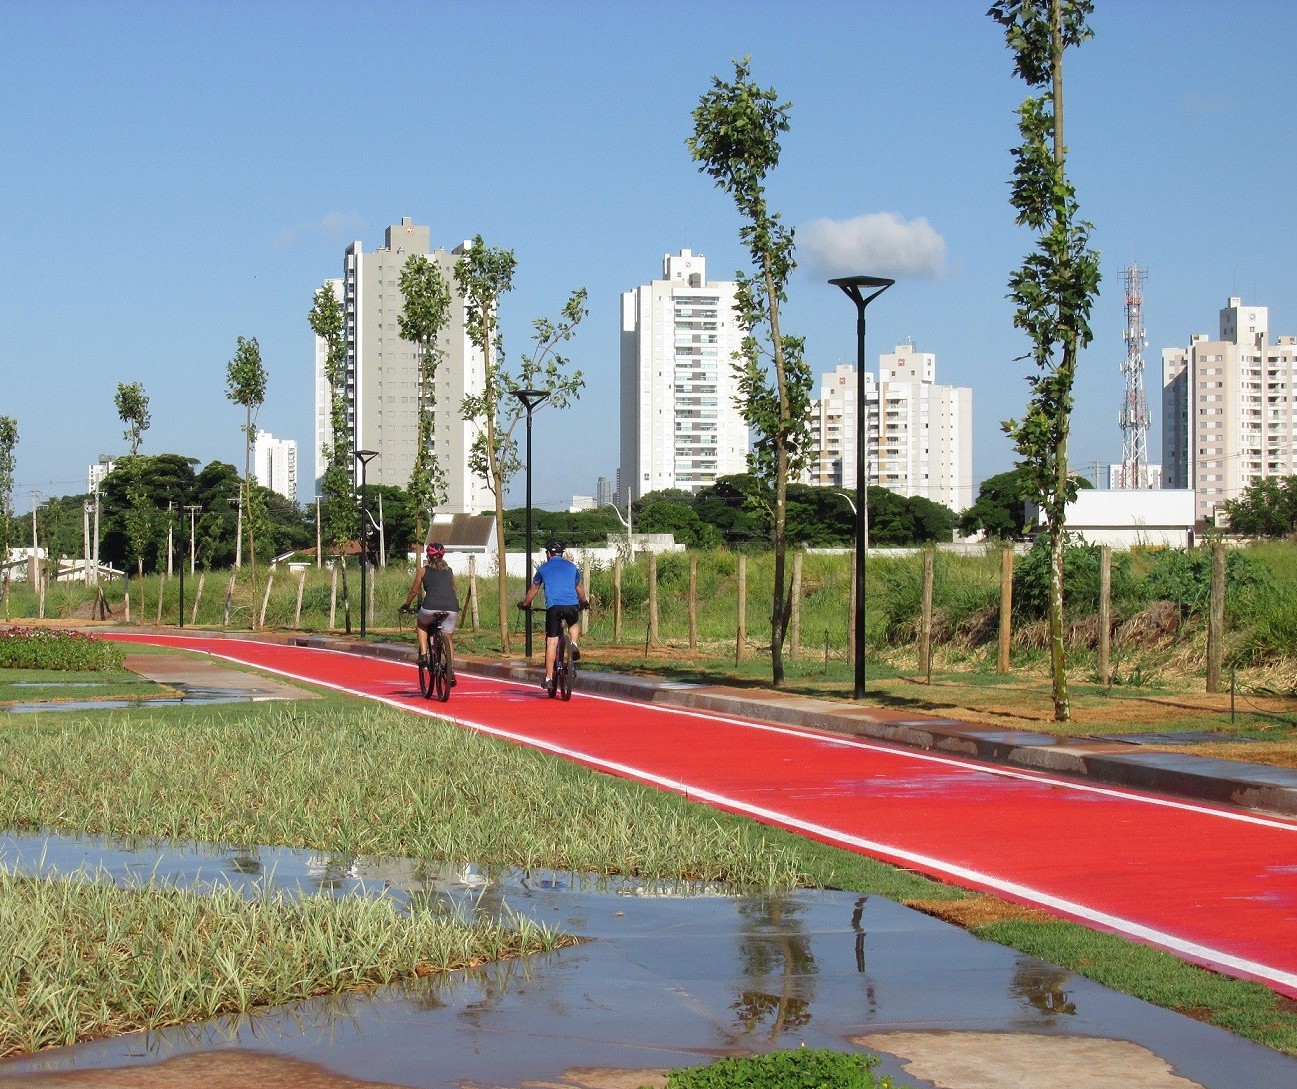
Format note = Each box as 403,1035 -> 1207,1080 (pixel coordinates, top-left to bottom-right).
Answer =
456,236 -> 587,650
689,57 -> 809,686
113,382 -> 151,457
398,254 -> 453,546
1221,475 -> 1297,538
308,281 -> 356,630
990,0 -> 1101,722
959,468 -> 1038,540
0,417 -> 16,591
225,336 -> 268,597
98,454 -> 199,574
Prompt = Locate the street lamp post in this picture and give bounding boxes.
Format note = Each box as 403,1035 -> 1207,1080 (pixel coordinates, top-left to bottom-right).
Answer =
511,389 -> 549,658
830,275 -> 894,700
179,505 -> 200,628
354,449 -> 380,637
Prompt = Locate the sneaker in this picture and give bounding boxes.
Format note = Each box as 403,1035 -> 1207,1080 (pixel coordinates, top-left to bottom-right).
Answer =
570,644 -> 581,661
542,676 -> 552,690
416,654 -> 429,667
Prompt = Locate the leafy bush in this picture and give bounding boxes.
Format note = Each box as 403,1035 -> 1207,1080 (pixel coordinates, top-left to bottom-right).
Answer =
1141,548 -> 1271,619
0,627 -> 125,671
653,1049 -> 901,1089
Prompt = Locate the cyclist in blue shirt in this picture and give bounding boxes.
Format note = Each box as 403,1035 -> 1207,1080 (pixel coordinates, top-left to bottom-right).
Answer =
519,540 -> 590,689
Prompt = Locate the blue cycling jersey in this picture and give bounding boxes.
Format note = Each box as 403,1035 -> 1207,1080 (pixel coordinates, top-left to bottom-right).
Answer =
532,555 -> 582,607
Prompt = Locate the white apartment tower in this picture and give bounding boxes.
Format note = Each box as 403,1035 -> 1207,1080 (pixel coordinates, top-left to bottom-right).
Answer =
315,218 -> 491,514
620,249 -> 748,497
806,344 -> 973,512
1161,297 -> 1297,524
253,430 -> 298,503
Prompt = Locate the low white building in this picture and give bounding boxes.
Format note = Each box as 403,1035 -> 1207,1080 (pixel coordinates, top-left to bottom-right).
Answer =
1034,489 -> 1197,549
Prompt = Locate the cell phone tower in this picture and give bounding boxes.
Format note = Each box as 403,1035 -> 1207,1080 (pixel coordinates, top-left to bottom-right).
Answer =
1117,264 -> 1150,489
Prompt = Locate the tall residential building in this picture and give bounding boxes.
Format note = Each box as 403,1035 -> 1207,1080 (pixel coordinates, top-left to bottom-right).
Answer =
805,344 -> 973,512
1161,297 -> 1297,524
253,430 -> 298,503
620,249 -> 748,498
315,218 -> 491,515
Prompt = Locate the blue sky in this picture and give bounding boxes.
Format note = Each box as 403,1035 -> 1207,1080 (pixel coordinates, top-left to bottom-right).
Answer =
5,0 -> 1295,515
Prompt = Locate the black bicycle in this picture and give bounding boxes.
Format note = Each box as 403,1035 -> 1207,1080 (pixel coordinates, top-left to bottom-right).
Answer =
402,606 -> 451,702
520,602 -> 588,701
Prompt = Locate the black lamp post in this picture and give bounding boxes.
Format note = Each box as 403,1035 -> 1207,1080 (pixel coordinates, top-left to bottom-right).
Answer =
511,388 -> 549,658
354,449 -> 379,637
830,275 -> 894,699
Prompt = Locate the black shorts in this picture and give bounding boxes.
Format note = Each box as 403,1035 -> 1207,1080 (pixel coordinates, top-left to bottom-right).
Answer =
544,604 -> 581,638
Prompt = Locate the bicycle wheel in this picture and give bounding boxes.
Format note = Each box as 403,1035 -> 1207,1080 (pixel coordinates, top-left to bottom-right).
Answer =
417,655 -> 432,699
431,633 -> 451,702
557,626 -> 573,701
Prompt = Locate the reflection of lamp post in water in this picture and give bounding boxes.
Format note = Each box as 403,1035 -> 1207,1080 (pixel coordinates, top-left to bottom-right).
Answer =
830,275 -> 893,700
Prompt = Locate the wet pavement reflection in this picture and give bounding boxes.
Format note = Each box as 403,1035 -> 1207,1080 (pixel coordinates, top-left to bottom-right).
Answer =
2,832 -> 1295,1088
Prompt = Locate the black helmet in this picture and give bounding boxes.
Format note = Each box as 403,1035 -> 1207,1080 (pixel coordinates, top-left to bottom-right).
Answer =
545,540 -> 566,555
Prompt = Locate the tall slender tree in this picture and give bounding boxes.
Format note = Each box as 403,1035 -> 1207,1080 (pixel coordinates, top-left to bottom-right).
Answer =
990,0 -> 1101,722
114,382 -> 151,456
398,253 -> 452,548
0,417 -> 17,596
455,236 -> 587,650
225,336 -> 268,590
309,282 -> 356,628
689,57 -> 810,687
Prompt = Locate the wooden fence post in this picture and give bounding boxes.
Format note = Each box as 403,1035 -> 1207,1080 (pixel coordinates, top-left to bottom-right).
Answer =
648,552 -> 659,648
997,546 -> 1014,674
789,552 -> 802,660
613,557 -> 623,644
329,566 -> 337,630
191,572 -> 204,626
736,554 -> 747,662
688,554 -> 698,652
1098,545 -> 1111,684
294,569 -> 307,629
1207,541 -> 1225,693
920,548 -> 934,681
467,555 -> 480,630
260,574 -> 274,629
223,573 -> 236,627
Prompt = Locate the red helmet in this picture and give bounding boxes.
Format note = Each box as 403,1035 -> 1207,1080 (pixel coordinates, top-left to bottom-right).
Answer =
426,542 -> 445,560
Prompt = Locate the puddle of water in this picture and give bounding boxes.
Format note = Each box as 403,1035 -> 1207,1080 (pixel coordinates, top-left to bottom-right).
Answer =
5,688 -> 293,714
2,831 -> 1296,1089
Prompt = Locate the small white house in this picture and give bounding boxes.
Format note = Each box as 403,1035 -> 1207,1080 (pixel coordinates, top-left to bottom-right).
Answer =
1033,489 -> 1196,549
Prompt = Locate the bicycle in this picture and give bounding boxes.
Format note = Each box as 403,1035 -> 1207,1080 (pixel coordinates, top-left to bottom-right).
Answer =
519,602 -> 588,701
401,606 -> 451,702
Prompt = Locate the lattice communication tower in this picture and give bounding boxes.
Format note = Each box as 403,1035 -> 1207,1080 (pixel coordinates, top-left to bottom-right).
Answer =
1117,264 -> 1150,489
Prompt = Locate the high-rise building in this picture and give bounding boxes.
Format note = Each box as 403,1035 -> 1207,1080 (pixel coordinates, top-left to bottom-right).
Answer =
1161,297 -> 1297,524
620,249 -> 748,498
253,430 -> 298,503
316,218 -> 491,514
805,344 -> 973,512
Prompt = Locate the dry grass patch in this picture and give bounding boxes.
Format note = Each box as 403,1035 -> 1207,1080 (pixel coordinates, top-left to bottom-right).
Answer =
905,894 -> 1056,928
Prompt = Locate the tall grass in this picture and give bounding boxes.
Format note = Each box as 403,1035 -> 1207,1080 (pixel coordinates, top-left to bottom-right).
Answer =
0,699 -> 809,887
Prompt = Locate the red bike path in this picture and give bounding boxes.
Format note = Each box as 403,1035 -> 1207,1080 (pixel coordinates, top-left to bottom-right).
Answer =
110,633 -> 1297,999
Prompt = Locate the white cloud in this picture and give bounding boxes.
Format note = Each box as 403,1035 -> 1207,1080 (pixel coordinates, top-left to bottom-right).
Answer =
798,212 -> 946,279
273,212 -> 367,251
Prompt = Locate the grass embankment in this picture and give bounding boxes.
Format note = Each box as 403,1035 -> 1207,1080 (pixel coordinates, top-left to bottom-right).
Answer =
2,673 -> 1296,1057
